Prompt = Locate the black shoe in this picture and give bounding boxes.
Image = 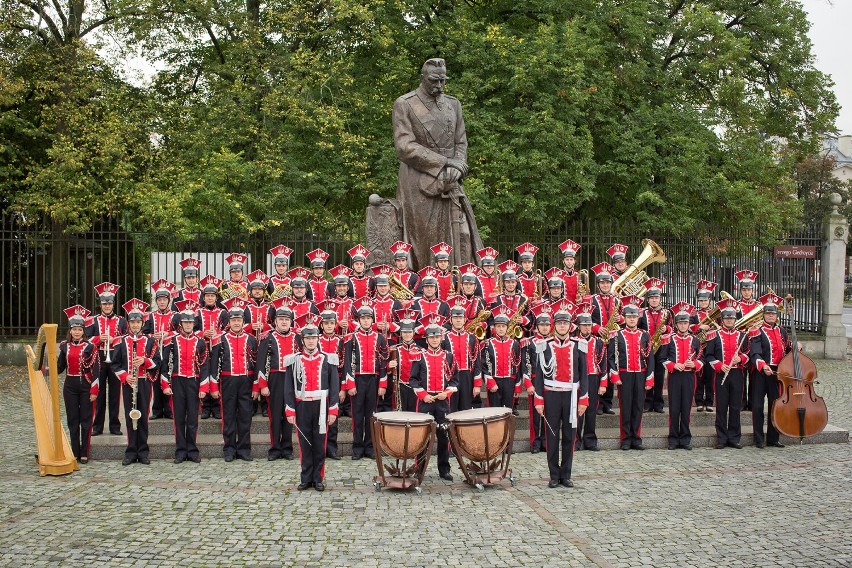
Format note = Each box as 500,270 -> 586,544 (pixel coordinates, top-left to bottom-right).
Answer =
596,409 -> 604,416
696,406 -> 705,413
282,454 -> 294,461
237,454 -> 253,462
262,408 -> 268,418
150,413 -> 163,420
352,454 -> 363,461
297,482 -> 313,491
682,444 -> 693,451
267,454 -> 280,461
715,443 -> 726,450
79,457 -> 89,464
653,408 -> 665,413
668,444 -> 677,450
163,412 -> 173,420
621,443 -> 630,451
512,409 -> 519,416
201,408 -> 211,419
548,479 -> 559,488
139,457 -> 151,465
212,409 -> 222,420
585,446 -> 600,452
603,408 -> 616,415
439,472 -> 453,481
188,455 -> 201,463
769,441 -> 785,448
728,442 -> 743,450
224,455 -> 235,462
110,429 -> 122,436
531,447 -> 540,454
314,482 -> 325,492
644,406 -> 652,413
122,457 -> 135,466
575,445 -> 583,452
756,442 -> 765,449
252,407 -> 258,417
561,479 -> 574,488
92,429 -> 103,437
632,444 -> 645,451
364,452 -> 375,460
174,456 -> 186,464
326,452 -> 340,460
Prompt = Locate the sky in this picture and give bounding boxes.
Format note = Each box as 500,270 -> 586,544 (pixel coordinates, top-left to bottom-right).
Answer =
803,0 -> 852,134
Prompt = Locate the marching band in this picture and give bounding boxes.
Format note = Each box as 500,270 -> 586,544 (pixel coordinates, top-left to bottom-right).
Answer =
58,239 -> 798,490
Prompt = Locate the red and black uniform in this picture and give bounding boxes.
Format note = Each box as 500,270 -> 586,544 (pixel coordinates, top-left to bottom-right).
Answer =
244,299 -> 274,338
434,269 -> 454,301
591,293 -> 621,413
58,339 -> 100,460
160,332 -> 208,460
319,332 -> 346,455
689,308 -> 715,408
738,298 -> 760,410
393,268 -> 420,293
371,295 -> 403,336
663,332 -> 703,447
289,298 -> 320,332
172,286 -> 202,308
331,297 -> 355,335
198,304 -> 225,418
349,273 -> 375,300
86,313 -> 128,435
441,328 -> 481,412
517,270 -> 539,301
478,271 -> 498,301
111,333 -> 161,462
481,335 -> 522,409
608,327 -> 652,448
559,269 -> 583,304
209,331 -> 258,460
410,297 -> 450,340
267,274 -> 291,296
257,330 -> 302,460
143,309 -> 178,419
531,336 -> 588,483
749,322 -> 791,446
574,333 -> 607,450
639,307 -> 670,413
308,276 -> 329,303
343,327 -> 388,459
284,349 -> 340,486
705,328 -> 749,446
410,347 -> 458,476
392,341 -> 422,412
523,335 -> 549,452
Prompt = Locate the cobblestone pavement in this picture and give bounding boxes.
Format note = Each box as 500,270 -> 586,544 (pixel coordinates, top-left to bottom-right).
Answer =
1,360 -> 850,567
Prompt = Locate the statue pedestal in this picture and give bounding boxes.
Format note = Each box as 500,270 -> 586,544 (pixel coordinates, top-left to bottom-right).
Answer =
365,194 -> 403,267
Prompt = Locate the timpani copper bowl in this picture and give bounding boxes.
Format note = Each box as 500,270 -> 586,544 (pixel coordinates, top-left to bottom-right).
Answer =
444,407 -> 516,491
370,411 -> 436,493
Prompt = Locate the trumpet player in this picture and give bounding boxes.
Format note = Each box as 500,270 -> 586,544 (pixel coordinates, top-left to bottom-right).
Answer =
328,266 -> 355,335
246,270 -> 274,417
198,275 -> 225,420
87,282 -> 128,437
481,305 -> 523,411
476,247 -> 500,300
639,278 -> 670,414
348,245 -> 375,300
266,245 -> 293,296
144,279 -> 178,421
704,299 -> 746,449
589,263 -> 621,416
442,296 -> 481,412
390,241 -> 420,292
370,272 -> 403,334
516,242 -> 541,300
691,280 -> 718,412
318,306 -> 346,458
489,260 -> 528,316
749,292 -> 790,449
287,269 -> 321,330
173,257 -> 203,307
111,299 -> 161,465
663,302 -> 703,450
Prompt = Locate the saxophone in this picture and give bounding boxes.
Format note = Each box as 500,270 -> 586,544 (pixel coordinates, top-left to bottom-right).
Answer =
465,308 -> 493,340
506,298 -> 528,339
600,296 -> 622,344
650,308 -> 668,353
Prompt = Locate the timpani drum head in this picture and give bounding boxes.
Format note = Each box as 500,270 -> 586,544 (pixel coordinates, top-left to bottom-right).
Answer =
374,411 -> 435,424
374,411 -> 435,459
446,407 -> 513,462
446,407 -> 512,423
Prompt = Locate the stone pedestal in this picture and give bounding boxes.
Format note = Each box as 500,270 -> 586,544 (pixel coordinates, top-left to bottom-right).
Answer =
365,194 -> 403,268
821,193 -> 848,359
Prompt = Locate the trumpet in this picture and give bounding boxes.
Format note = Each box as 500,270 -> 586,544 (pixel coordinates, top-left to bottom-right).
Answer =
128,336 -> 142,431
448,266 -> 460,297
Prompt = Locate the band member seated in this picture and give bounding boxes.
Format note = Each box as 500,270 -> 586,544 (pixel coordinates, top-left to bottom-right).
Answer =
257,300 -> 301,461
749,292 -> 790,449
704,299 -> 746,449
144,279 -> 177,420
516,242 -> 541,300
558,239 -> 586,303
209,297 -> 258,462
306,248 -> 331,303
86,282 -> 127,436
663,302 -> 703,450
736,270 -> 760,411
608,295 -> 652,450
388,310 -> 421,412
348,245 -> 374,300
198,275 -> 224,420
639,278 -> 670,414
691,280 -> 718,412
59,305 -> 99,463
573,303 -> 607,452
161,303 -> 208,463
410,315 -> 458,481
285,317 -> 340,491
589,263 -> 621,416
111,299 -> 161,465
481,305 -> 522,410
476,247 -> 500,300
390,240 -> 420,292
532,302 -> 588,488
524,302 -> 556,453
318,304 -> 346,458
442,296 -> 480,412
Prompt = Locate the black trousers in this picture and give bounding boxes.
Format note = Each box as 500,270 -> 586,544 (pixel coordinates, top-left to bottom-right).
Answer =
170,376 -> 200,459
743,366 -> 753,410
201,392 -> 218,415
751,367 -> 781,445
617,372 -> 645,446
398,381 -> 417,413
219,374 -> 253,458
645,354 -> 667,412
63,375 -> 94,459
488,378 -> 515,410
544,390 -> 577,481
695,364 -> 714,407
576,374 -> 601,449
450,370 -> 475,413
266,371 -> 293,458
527,394 -> 545,451
715,369 -> 744,445
378,375 -> 394,413
296,399 -> 328,485
352,374 -> 378,457
94,356 -> 121,433
122,379 -> 152,460
417,398 -> 451,476
667,371 -> 696,446
151,373 -> 172,418
600,379 -> 614,413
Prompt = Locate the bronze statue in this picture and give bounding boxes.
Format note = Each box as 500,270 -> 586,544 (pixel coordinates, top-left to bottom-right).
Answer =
392,58 -> 483,270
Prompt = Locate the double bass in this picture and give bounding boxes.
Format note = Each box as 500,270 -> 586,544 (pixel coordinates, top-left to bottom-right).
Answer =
771,295 -> 828,441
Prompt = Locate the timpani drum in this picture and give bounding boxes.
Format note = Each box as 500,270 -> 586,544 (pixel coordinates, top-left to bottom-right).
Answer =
370,411 -> 436,493
445,407 -> 516,491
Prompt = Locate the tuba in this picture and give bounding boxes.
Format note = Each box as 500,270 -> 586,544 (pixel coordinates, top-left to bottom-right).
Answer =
389,273 -> 414,301
734,287 -> 785,331
613,239 -> 667,297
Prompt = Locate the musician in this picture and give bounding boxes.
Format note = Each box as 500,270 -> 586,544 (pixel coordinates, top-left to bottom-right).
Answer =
160,306 -> 208,464
489,260 -> 528,316
343,299 -> 389,460
86,282 -> 128,437
691,280 -> 718,412
245,270 -> 274,417
476,247 -> 500,300
638,278 -> 670,414
173,258 -> 203,307
543,272 -> 566,304
328,267 -> 355,335
144,279 -> 178,420
411,273 -> 450,333
390,241 -> 420,291
198,275 -> 224,420
208,298 -> 258,462
266,245 -> 293,296
481,305 -> 522,410
421,242 -> 453,301
388,310 -> 421,412
306,248 -> 331,303
410,315 -> 458,481
348,245 -> 375,300
749,292 -> 790,449
516,242 -> 541,300
573,303 -> 607,451
371,272 -> 402,337
456,263 -> 483,300
532,302 -> 588,488
663,302 -> 703,450
285,318 -> 340,491
256,301 -> 301,461
559,239 -> 586,303
736,270 -> 759,412
221,253 -> 249,298
59,305 -> 100,463
111,299 -> 161,466
608,297 -> 652,450
442,296 -> 481,412
589,263 -> 621,416
523,302 -> 556,453
608,244 -> 629,278
287,269 -> 321,330
318,306 -> 346,458
704,299 -> 746,449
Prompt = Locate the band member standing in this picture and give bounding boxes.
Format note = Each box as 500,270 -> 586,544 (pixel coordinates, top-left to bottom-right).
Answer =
245,270 -> 274,417
328,266 -> 355,335
286,268 -> 321,330
704,299 -> 747,449
267,245 -> 293,297
388,310 -> 422,412
285,317 -> 340,492
481,305 -> 522,410
523,302 -> 557,453
457,263 -> 485,302
542,271 -> 566,305
573,303 -> 607,451
390,241 -> 421,292
371,271 -> 403,335
532,301 -> 588,488
256,300 -> 301,461
691,280 -> 718,412
442,296 -> 481,412
318,305 -> 346,459
86,282 -> 128,436
221,253 -> 249,299
348,245 -> 375,300
476,247 -> 500,301
422,242 -> 453,301
111,299 -> 161,466
160,304 -> 208,463
144,279 -> 177,420
558,239 -> 587,303
749,292 -> 789,449
172,257 -> 203,307
638,278 -> 670,414
343,299 -> 389,460
198,275 -> 224,420
663,302 -> 703,450
209,297 -> 258,462
410,315 -> 458,481
589,263 -> 621,415
489,260 -> 528,316
59,305 -> 100,463
736,270 -> 760,412
306,248 -> 331,303
516,242 -> 541,301
608,296 -> 652,450
608,244 -> 629,279
411,271 -> 450,337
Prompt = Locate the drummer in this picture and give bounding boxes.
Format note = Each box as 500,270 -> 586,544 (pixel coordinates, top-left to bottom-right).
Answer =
410,315 -> 458,481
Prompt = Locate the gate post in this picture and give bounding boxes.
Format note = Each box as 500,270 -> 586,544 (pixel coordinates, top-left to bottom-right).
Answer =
822,193 -> 849,359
